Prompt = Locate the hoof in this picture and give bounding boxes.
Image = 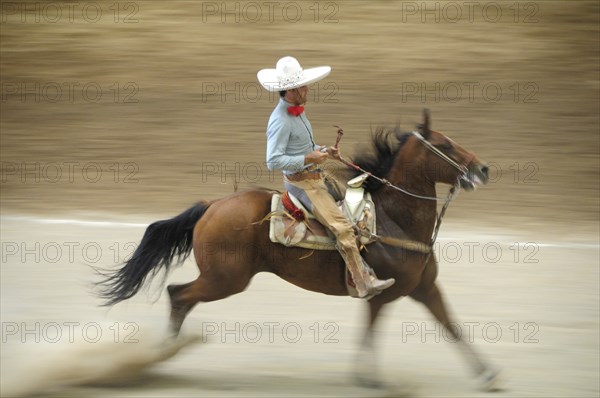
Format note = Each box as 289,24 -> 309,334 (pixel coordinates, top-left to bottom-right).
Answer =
157,334 -> 203,361
478,367 -> 504,392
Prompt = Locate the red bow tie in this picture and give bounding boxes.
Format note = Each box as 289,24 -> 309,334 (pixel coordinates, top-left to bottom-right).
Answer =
287,106 -> 304,117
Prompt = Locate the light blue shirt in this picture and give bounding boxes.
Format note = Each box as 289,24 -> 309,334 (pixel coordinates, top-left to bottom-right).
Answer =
266,98 -> 319,174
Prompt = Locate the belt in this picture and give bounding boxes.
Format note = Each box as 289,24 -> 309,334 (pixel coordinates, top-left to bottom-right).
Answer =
284,167 -> 322,182
285,172 -> 322,181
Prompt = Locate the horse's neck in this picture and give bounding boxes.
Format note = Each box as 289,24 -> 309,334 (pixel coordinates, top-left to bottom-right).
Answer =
374,182 -> 438,244
373,147 -> 441,242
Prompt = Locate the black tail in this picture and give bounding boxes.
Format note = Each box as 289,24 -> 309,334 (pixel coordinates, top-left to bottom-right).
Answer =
97,202 -> 210,306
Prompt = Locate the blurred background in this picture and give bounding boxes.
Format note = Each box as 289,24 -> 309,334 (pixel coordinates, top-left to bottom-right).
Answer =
1,0 -> 598,236
1,1 -> 598,397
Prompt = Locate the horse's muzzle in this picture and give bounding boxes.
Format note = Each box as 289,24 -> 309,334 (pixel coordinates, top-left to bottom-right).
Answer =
460,163 -> 489,191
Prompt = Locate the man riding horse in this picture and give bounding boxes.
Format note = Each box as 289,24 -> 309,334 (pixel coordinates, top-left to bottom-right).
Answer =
257,56 -> 395,299
97,64 -> 499,388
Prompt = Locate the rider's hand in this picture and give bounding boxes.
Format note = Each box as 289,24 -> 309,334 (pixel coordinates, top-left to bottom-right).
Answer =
327,146 -> 341,160
305,149 -> 329,165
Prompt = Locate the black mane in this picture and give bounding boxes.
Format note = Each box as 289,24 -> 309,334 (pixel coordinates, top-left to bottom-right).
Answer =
351,127 -> 412,192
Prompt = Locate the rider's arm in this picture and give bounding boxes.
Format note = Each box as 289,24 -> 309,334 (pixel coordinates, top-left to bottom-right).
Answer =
266,117 -> 305,172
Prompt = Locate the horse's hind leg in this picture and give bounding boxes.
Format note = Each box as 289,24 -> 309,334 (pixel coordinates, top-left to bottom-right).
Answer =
167,281 -> 197,336
410,282 -> 502,390
166,189 -> 269,337
167,272 -> 252,336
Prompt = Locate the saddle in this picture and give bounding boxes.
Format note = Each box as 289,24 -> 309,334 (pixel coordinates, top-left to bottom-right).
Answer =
268,174 -> 376,250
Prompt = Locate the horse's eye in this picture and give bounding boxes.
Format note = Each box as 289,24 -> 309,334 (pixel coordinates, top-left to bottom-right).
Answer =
440,142 -> 453,151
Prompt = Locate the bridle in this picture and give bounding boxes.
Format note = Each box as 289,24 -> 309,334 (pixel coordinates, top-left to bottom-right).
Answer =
412,130 -> 474,192
339,131 -> 471,201
335,129 -> 476,252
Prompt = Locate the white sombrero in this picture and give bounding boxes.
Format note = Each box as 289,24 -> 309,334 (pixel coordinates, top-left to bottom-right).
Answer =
257,56 -> 331,92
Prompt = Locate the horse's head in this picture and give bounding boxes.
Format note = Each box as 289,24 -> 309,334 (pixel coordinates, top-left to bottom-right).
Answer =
351,110 -> 489,194
415,109 -> 488,191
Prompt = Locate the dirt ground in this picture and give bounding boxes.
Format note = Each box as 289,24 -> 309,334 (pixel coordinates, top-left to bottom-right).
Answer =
1,1 -> 599,397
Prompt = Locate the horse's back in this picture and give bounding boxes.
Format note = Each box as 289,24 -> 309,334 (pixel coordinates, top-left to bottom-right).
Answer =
194,188 -> 273,231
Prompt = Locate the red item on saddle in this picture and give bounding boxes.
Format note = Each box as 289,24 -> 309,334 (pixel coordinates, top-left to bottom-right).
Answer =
282,192 -> 305,221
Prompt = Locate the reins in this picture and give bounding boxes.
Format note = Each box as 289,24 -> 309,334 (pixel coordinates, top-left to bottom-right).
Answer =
336,131 -> 464,201
333,128 -> 466,255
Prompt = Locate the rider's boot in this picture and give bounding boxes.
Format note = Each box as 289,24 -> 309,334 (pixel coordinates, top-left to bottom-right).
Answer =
336,244 -> 395,299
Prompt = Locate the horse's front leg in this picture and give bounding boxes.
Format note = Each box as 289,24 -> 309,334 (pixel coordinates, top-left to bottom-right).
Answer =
410,282 -> 503,391
354,299 -> 386,388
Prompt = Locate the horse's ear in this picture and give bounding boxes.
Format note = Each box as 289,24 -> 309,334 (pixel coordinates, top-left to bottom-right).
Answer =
417,108 -> 431,139
423,108 -> 430,129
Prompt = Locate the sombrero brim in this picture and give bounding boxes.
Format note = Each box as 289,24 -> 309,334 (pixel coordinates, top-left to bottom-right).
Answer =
257,66 -> 331,92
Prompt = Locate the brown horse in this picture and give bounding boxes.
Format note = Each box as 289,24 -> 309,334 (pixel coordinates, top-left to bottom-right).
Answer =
98,110 -> 501,389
